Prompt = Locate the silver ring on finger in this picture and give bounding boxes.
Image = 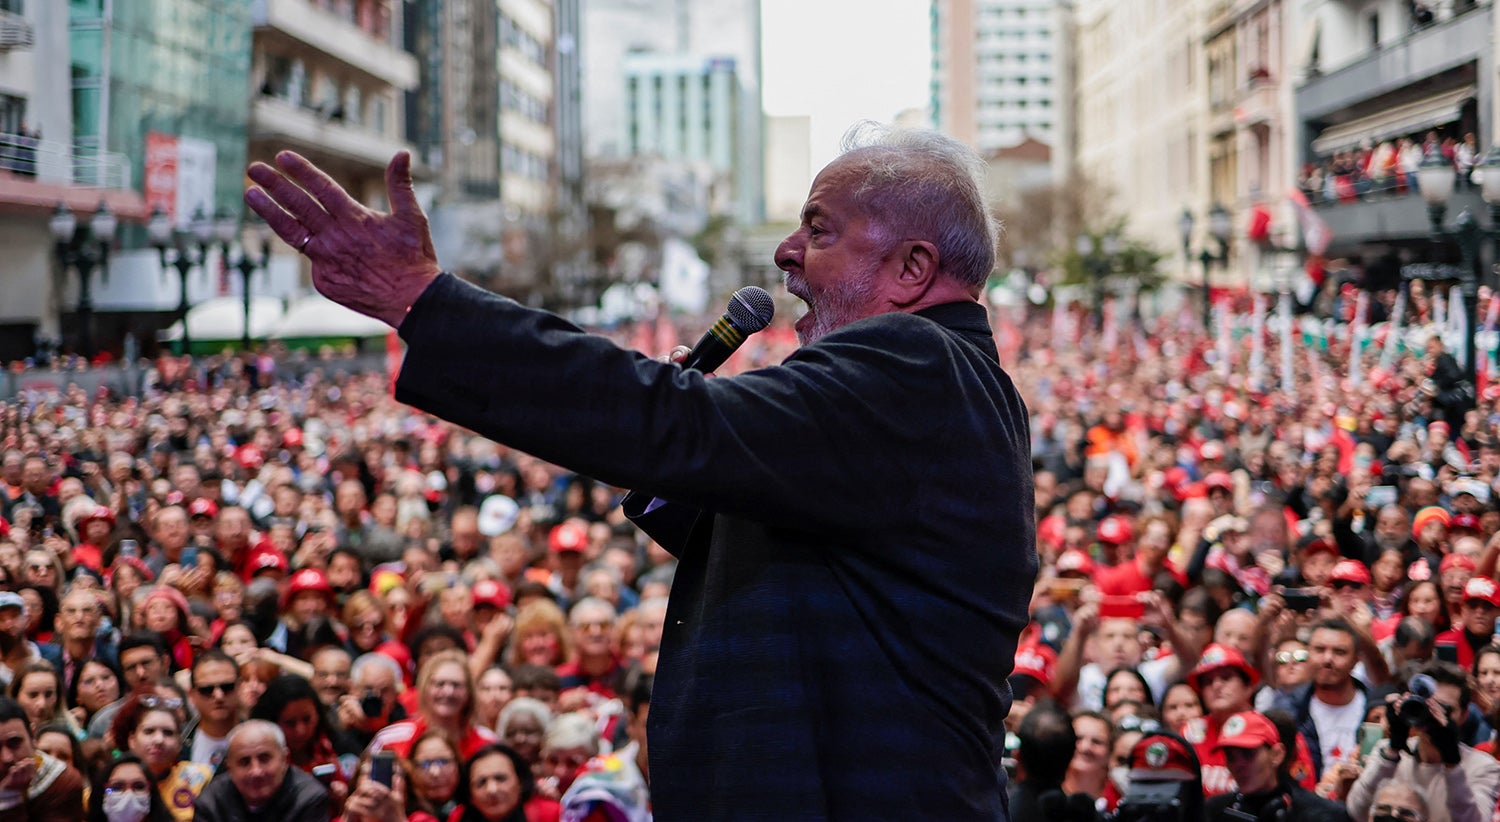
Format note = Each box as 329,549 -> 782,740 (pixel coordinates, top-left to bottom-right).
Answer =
297,233 -> 313,252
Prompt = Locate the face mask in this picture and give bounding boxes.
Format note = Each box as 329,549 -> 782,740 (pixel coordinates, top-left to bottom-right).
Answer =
103,789 -> 152,822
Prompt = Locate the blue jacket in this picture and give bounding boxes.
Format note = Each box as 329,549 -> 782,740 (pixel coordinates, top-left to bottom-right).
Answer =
1273,680 -> 1369,779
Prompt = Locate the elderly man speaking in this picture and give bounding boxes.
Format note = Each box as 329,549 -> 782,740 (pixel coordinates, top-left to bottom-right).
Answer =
246,124 -> 1035,820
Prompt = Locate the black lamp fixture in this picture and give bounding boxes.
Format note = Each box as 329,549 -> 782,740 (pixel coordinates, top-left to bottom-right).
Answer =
48,200 -> 117,358
148,205 -> 214,356
1179,203 -> 1232,329
1076,232 -> 1122,329
218,211 -> 273,350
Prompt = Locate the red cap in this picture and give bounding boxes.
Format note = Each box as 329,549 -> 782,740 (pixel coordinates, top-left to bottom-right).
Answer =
1214,711 -> 1282,751
288,567 -> 333,599
1299,538 -> 1339,560
1010,642 -> 1057,688
1451,513 -> 1482,532
249,548 -> 289,576
79,505 -> 116,527
1128,734 -> 1199,782
549,521 -> 588,554
0,517 -> 9,539
1440,553 -> 1478,574
188,498 -> 219,519
143,585 -> 189,620
1330,559 -> 1372,586
1464,576 -> 1500,607
1200,443 -> 1226,462
237,445 -> 264,470
1188,643 -> 1261,691
1037,515 -> 1067,550
283,428 -> 304,448
1056,549 -> 1095,577
1203,471 -> 1234,492
1097,515 -> 1134,545
106,556 -> 155,586
471,579 -> 512,610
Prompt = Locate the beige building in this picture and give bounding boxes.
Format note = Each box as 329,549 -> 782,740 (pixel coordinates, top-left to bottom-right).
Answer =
248,0 -> 417,209
764,115 -> 811,223
932,0 -> 1065,152
1070,0 -> 1212,286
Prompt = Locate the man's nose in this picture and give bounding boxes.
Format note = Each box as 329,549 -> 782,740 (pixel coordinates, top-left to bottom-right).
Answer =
773,235 -> 800,272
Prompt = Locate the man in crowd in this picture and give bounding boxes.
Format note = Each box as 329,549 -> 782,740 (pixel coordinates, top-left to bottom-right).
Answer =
1434,575 -> 1500,670
89,633 -> 171,738
0,697 -> 84,821
1346,661 -> 1500,822
185,650 -> 241,768
194,720 -> 329,821
1275,618 -> 1368,779
0,592 -> 39,688
334,652 -> 406,750
247,124 -> 1036,818
557,597 -> 620,697
38,588 -> 114,689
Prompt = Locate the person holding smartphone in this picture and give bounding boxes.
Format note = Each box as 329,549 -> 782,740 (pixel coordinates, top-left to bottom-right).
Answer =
1433,577 -> 1500,672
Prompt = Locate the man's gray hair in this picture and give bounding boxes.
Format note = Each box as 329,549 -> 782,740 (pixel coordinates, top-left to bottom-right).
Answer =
1372,782 -> 1428,819
498,696 -> 553,737
226,718 -> 286,750
568,596 -> 617,625
351,652 -> 405,690
542,711 -> 600,756
836,122 -> 999,287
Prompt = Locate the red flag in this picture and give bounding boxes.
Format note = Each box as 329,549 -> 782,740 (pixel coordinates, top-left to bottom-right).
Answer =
1287,187 -> 1332,256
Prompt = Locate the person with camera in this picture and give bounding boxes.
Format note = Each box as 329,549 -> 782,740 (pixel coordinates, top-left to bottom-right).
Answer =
337,653 -> 408,751
1204,711 -> 1349,821
1432,576 -> 1500,671
1346,662 -> 1500,822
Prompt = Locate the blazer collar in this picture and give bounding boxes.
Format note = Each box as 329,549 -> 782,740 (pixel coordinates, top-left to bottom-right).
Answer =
912,301 -> 996,358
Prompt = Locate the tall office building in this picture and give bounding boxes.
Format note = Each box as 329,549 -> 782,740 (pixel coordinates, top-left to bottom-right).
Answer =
931,0 -> 1063,152
582,0 -> 763,224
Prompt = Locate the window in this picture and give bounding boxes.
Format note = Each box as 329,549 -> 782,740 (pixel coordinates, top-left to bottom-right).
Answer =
0,0 -> 22,14
0,94 -> 22,135
1367,12 -> 1379,48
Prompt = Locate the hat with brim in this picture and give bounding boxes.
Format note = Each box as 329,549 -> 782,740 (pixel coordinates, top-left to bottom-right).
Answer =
1127,734 -> 1198,783
1187,642 -> 1261,691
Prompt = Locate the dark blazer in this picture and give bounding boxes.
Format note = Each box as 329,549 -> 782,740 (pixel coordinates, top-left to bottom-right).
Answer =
395,275 -> 1036,821
191,765 -> 329,822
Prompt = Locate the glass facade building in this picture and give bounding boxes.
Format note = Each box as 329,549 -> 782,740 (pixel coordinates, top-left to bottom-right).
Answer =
69,0 -> 251,241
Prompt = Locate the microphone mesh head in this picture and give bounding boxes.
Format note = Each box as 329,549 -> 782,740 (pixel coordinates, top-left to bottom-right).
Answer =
726,286 -> 775,332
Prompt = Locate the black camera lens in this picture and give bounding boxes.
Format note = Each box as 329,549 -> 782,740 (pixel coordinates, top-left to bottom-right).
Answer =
360,690 -> 384,718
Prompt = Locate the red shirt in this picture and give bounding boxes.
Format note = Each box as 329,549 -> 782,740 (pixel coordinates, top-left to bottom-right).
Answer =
367,716 -> 498,760
1095,558 -> 1154,597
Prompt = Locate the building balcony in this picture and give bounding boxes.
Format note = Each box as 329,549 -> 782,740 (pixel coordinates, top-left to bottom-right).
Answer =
0,133 -> 146,219
1311,185 -> 1487,250
1297,2 -> 1491,121
252,0 -> 417,91
0,9 -> 34,51
1235,77 -> 1279,128
250,96 -> 410,171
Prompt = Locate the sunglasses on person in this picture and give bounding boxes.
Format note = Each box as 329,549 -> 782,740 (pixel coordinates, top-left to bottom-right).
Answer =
1372,805 -> 1424,822
140,695 -> 183,710
1275,650 -> 1310,665
194,682 -> 235,698
1115,715 -> 1161,735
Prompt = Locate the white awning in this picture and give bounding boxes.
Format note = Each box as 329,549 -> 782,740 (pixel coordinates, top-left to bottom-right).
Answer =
270,294 -> 390,339
1311,85 -> 1475,155
159,296 -> 286,342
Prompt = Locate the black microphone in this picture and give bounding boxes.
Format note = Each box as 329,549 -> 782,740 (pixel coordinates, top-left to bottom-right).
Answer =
680,286 -> 775,373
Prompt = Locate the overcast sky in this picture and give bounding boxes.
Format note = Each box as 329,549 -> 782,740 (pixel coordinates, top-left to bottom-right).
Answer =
760,0 -> 933,172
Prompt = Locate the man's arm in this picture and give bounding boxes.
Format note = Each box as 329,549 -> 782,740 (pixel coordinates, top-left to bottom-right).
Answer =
1050,602 -> 1096,705
1450,752 -> 1500,822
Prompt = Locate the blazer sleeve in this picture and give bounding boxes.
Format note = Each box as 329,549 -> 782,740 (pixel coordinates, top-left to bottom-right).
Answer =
396,275 -> 1017,536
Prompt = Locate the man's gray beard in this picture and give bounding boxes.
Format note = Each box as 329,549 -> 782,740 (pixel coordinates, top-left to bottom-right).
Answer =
788,265 -> 882,345
1375,533 -> 1405,552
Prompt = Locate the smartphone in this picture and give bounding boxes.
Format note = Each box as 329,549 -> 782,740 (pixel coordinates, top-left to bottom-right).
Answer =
180,547 -> 199,568
1049,577 -> 1086,603
1099,595 -> 1145,620
370,750 -> 395,787
1358,722 -> 1385,760
1365,485 -> 1398,508
1436,643 -> 1460,665
312,763 -> 337,786
1282,589 -> 1322,612
119,539 -> 139,559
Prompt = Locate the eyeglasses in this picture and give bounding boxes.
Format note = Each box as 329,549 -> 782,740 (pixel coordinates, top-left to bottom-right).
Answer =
1276,650 -> 1310,665
313,669 -> 350,681
140,696 -> 183,711
573,620 -> 612,632
27,563 -> 52,573
416,758 -> 456,772
194,682 -> 235,698
1372,806 -> 1425,822
429,680 -> 466,692
105,782 -> 151,795
1115,716 -> 1161,735
352,620 -> 381,632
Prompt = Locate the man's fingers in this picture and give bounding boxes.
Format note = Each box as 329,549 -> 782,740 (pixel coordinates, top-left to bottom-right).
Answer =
385,151 -> 421,218
275,150 -> 362,218
248,162 -> 331,232
245,186 -> 311,247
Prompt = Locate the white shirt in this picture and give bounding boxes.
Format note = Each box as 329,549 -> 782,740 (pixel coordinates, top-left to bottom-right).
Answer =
190,729 -> 229,769
1076,657 -> 1172,712
1309,693 -> 1365,765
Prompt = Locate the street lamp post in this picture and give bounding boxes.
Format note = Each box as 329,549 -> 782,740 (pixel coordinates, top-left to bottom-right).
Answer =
1075,233 -> 1121,330
48,200 -> 117,359
219,213 -> 273,350
1179,205 -> 1232,329
1417,148 -> 1478,385
147,206 -> 215,356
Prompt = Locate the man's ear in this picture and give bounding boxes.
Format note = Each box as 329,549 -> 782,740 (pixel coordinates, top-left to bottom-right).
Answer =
891,240 -> 940,303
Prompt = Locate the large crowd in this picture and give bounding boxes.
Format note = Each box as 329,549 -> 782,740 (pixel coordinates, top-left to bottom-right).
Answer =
0,284 -> 1494,821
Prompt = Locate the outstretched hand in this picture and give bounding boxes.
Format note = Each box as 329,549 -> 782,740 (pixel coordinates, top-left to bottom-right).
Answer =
245,150 -> 440,328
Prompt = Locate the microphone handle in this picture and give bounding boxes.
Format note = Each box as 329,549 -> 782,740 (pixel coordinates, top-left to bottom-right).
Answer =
681,314 -> 748,373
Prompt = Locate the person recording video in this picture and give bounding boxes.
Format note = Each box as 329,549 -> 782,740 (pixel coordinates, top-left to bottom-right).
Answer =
1204,711 -> 1347,821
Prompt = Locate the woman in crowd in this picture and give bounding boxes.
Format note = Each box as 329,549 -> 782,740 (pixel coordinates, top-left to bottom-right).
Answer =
1158,681 -> 1203,733
1369,546 -> 1407,619
68,658 -> 123,728
505,601 -> 572,670
1063,709 -> 1112,801
407,730 -> 463,821
249,674 -> 348,795
9,660 -> 83,738
107,557 -> 152,632
369,649 -> 499,760
343,591 -> 392,657
497,698 -> 552,777
138,586 -> 194,672
86,753 -> 175,822
236,657 -> 280,715
19,584 -> 57,644
24,548 -> 65,595
110,695 -> 214,821
474,666 -> 514,732
1101,666 -> 1154,713
215,620 -> 261,666
451,744 -> 536,822
35,722 -> 85,774
537,712 -> 597,802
